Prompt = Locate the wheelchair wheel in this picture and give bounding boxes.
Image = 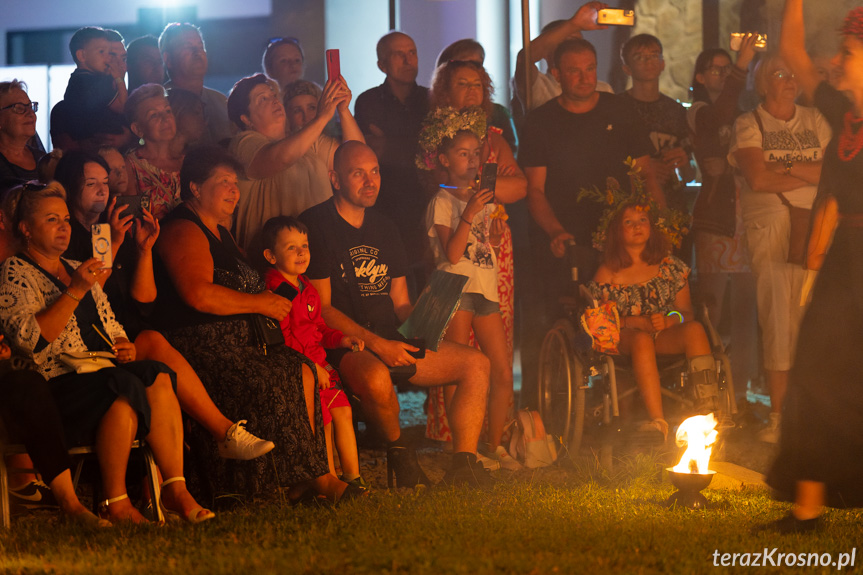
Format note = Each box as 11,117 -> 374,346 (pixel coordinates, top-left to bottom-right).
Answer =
538,319 -> 586,455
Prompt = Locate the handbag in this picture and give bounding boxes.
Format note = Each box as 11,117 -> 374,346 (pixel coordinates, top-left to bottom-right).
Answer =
508,409 -> 558,468
249,313 -> 285,355
580,299 -> 621,355
778,193 -> 811,266
692,168 -> 737,237
58,351 -> 116,374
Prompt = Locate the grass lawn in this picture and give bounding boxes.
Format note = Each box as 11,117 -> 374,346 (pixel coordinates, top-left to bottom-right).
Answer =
2,454 -> 861,575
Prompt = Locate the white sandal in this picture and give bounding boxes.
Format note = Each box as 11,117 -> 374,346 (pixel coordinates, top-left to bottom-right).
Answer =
160,477 -> 215,524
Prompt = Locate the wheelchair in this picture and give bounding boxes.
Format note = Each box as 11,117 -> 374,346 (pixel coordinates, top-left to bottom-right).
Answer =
537,285 -> 737,455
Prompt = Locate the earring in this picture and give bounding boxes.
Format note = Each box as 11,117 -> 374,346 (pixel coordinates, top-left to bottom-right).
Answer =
138,136 -> 145,146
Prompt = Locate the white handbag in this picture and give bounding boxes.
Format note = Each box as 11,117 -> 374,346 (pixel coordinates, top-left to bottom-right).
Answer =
58,351 -> 116,374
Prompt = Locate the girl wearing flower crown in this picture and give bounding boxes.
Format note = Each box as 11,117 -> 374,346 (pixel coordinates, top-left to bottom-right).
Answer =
588,201 -> 718,442
424,127 -> 521,471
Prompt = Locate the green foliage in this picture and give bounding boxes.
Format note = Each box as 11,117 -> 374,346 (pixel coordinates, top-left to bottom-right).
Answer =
2,466 -> 861,574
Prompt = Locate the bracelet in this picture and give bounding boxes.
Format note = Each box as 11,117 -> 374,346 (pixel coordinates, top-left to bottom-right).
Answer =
784,160 -> 793,175
666,310 -> 683,324
460,215 -> 472,225
63,290 -> 81,303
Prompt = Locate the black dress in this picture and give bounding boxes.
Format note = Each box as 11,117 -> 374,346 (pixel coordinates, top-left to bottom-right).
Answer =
766,83 -> 863,508
153,204 -> 327,501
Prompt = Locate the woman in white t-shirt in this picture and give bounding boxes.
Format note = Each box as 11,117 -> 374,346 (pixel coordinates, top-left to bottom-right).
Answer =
729,54 -> 832,443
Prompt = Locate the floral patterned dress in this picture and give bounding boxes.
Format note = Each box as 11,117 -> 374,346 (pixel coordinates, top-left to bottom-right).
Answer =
126,150 -> 181,220
154,204 -> 327,502
587,256 -> 690,317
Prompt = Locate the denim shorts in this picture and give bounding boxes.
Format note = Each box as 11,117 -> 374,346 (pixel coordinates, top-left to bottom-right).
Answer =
458,293 -> 500,317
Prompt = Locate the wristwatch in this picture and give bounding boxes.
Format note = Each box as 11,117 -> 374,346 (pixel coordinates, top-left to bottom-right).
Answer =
784,160 -> 793,175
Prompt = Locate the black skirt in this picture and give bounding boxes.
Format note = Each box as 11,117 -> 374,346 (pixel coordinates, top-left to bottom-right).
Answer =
48,360 -> 176,446
766,225 -> 863,508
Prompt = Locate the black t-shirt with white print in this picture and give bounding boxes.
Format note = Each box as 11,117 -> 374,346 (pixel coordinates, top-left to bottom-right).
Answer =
300,198 -> 407,339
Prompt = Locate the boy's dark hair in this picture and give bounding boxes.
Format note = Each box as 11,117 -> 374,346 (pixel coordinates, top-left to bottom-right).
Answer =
69,27 -> 108,65
552,38 -> 597,70
261,216 -> 309,253
104,29 -> 124,44
620,34 -> 662,66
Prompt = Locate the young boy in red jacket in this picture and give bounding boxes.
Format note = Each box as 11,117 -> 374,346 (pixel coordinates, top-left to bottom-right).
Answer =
262,216 -> 368,489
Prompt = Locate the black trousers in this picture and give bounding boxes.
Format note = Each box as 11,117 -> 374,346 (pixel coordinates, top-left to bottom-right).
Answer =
0,366 -> 72,485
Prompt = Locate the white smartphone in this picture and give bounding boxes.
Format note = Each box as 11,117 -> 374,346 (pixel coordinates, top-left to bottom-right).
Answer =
91,223 -> 113,268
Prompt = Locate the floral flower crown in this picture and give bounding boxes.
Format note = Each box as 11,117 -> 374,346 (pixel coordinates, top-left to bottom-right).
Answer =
842,7 -> 863,41
415,106 -> 487,171
576,158 -> 691,251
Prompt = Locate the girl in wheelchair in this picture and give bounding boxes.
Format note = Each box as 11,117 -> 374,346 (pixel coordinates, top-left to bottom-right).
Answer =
588,203 -> 720,441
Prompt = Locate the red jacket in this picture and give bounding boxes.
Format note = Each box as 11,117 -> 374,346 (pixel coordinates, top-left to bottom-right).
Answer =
264,269 -> 344,366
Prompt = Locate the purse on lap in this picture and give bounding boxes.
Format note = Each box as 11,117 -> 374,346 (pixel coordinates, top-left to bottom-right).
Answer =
58,351 -> 116,374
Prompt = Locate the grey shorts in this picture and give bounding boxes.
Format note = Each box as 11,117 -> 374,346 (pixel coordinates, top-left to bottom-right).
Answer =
458,293 -> 500,317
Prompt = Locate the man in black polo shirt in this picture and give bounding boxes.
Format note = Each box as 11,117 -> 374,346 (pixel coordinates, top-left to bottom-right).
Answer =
354,32 -> 429,294
300,141 -> 491,488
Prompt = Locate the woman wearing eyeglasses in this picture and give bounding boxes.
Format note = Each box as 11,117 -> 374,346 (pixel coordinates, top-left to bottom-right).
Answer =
0,80 -> 42,192
688,40 -> 759,409
728,53 -> 832,444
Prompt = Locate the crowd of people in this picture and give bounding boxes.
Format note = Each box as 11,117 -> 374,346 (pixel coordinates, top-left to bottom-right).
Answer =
0,0 -> 860,533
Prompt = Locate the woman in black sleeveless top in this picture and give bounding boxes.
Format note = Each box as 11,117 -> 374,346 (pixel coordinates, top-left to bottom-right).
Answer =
154,147 -> 360,504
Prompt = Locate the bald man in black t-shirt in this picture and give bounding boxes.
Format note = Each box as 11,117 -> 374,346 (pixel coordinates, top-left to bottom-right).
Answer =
300,141 -> 492,489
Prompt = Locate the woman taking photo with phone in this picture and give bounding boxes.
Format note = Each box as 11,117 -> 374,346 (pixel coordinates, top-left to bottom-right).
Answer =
55,151 -> 274,466
0,181 -> 212,524
226,73 -> 363,256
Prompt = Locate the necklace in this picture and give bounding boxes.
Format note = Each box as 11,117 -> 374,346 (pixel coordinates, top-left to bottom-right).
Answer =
838,111 -> 863,162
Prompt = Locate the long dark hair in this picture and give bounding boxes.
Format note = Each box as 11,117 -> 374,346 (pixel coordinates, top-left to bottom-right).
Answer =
53,151 -> 109,216
689,48 -> 731,104
603,204 -> 670,272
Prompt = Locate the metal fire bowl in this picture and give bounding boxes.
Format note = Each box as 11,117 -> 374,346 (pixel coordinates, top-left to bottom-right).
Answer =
665,468 -> 716,510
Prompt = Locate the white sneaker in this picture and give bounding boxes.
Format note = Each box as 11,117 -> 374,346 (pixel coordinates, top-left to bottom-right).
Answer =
758,413 -> 781,444
476,452 -> 501,471
218,420 -> 275,460
490,445 -> 523,471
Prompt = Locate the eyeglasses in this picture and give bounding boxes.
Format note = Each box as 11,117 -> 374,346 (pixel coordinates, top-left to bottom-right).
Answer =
772,70 -> 796,80
706,65 -> 731,76
631,52 -> 663,63
0,102 -> 38,114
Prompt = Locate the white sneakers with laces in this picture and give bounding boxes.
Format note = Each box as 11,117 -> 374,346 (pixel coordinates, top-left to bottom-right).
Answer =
218,420 -> 275,460
489,444 -> 523,471
758,412 -> 781,444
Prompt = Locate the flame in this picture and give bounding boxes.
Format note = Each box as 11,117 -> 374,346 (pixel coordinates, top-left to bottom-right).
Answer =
672,414 -> 718,474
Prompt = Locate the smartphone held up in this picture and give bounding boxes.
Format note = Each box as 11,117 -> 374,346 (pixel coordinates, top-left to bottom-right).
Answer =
730,33 -> 767,51
597,8 -> 635,26
479,162 -> 497,204
326,49 -> 340,82
91,223 -> 113,268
